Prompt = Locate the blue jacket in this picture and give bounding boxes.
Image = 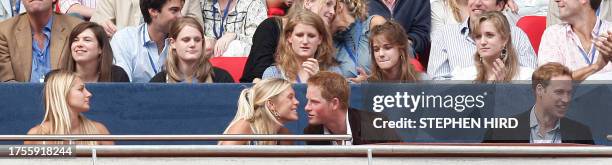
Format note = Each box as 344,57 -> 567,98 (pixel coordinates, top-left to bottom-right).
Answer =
368,0 -> 431,56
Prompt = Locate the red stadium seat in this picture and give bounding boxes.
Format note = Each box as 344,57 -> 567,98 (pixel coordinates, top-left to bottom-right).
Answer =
516,16 -> 547,55
411,58 -> 425,73
210,57 -> 248,83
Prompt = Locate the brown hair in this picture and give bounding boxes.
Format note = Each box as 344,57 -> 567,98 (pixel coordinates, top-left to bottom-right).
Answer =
62,22 -> 114,82
164,16 -> 214,83
470,11 -> 518,83
531,62 -> 573,91
275,10 -> 337,82
368,21 -> 419,82
307,71 -> 349,110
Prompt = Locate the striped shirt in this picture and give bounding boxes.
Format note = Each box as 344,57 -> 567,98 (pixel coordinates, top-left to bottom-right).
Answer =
427,17 -> 538,80
538,19 -> 612,73
59,0 -> 96,13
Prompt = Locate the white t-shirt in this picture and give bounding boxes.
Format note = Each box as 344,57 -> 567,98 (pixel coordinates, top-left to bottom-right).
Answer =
451,66 -> 534,80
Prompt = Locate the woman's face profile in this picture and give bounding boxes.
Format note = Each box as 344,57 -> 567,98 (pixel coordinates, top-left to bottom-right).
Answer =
67,77 -> 92,113
271,87 -> 300,123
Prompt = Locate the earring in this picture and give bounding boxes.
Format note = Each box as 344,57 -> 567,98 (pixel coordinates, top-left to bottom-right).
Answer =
270,110 -> 281,120
501,47 -> 508,61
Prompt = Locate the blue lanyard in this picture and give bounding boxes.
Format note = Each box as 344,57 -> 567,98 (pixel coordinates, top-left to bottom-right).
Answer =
341,20 -> 363,71
576,20 -> 602,65
11,0 -> 20,17
142,27 -> 159,74
212,0 -> 233,39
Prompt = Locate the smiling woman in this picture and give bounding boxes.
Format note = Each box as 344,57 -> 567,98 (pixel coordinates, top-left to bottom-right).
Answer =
220,78 -> 299,145
25,70 -> 113,145
62,22 -> 130,82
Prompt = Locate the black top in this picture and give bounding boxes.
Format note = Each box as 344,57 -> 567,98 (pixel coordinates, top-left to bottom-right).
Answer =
149,67 -> 235,83
240,17 -> 282,83
110,65 -> 130,82
304,108 -> 402,145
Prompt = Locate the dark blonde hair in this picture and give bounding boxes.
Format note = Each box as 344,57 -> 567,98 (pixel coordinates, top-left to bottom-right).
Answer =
62,22 -> 114,82
470,11 -> 518,83
368,21 -> 419,82
164,16 -> 214,83
448,0 -> 463,22
275,10 -> 337,82
307,71 -> 349,110
531,62 -> 573,91
337,0 -> 368,21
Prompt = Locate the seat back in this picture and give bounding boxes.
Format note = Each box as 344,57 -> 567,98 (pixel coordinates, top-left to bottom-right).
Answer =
516,16 -> 547,55
210,57 -> 248,83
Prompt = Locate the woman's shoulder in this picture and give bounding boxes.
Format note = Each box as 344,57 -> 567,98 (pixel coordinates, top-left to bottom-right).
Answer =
26,122 -> 51,135
262,65 -> 282,79
212,67 -> 235,83
225,119 -> 254,135
111,65 -> 130,82
149,71 -> 168,83
91,121 -> 111,135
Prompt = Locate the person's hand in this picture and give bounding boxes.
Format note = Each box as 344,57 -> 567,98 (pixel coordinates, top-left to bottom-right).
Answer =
506,0 -> 519,14
347,67 -> 369,83
205,36 -> 217,57
488,59 -> 507,81
214,33 -> 236,57
595,31 -> 612,62
101,20 -> 118,37
302,58 -> 320,81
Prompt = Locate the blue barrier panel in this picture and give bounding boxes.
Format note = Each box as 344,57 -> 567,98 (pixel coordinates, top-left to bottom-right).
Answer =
0,83 -> 610,145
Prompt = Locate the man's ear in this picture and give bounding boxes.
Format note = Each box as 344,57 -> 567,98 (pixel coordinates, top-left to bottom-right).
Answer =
536,84 -> 545,98
331,98 -> 340,111
149,8 -> 160,19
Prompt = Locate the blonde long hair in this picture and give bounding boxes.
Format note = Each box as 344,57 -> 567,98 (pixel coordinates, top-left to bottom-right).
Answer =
448,0 -> 464,22
275,10 -> 337,82
470,11 -> 518,83
223,78 -> 293,145
42,70 -> 99,145
164,17 -> 214,83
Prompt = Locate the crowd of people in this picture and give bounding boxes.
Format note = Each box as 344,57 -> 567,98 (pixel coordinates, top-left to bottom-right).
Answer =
0,0 -> 610,145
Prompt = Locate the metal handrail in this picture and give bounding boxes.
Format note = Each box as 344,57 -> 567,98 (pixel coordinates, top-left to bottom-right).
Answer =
0,135 -> 352,141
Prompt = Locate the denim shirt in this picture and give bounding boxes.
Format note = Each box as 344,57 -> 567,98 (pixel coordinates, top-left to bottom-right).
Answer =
334,16 -> 374,78
30,15 -> 53,83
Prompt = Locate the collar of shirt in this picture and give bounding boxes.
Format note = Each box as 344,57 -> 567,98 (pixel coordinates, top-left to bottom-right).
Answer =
323,112 -> 352,145
529,105 -> 561,134
459,17 -> 475,45
564,18 -> 604,41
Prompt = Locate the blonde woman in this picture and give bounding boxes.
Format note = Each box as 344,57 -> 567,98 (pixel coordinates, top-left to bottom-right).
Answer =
220,78 -> 299,145
261,10 -> 340,83
25,70 -> 113,145
150,17 -> 234,83
451,11 -> 533,82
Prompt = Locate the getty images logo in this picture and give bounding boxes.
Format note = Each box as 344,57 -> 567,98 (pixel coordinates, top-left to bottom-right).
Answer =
372,92 -> 488,113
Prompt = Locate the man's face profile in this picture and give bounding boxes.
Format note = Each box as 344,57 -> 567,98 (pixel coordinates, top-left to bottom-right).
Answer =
305,85 -> 334,125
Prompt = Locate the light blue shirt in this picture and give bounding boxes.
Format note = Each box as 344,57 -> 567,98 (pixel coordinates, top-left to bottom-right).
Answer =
529,106 -> 562,143
262,65 -> 343,83
30,15 -> 53,83
111,23 -> 170,82
427,17 -> 537,80
334,16 -> 373,78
